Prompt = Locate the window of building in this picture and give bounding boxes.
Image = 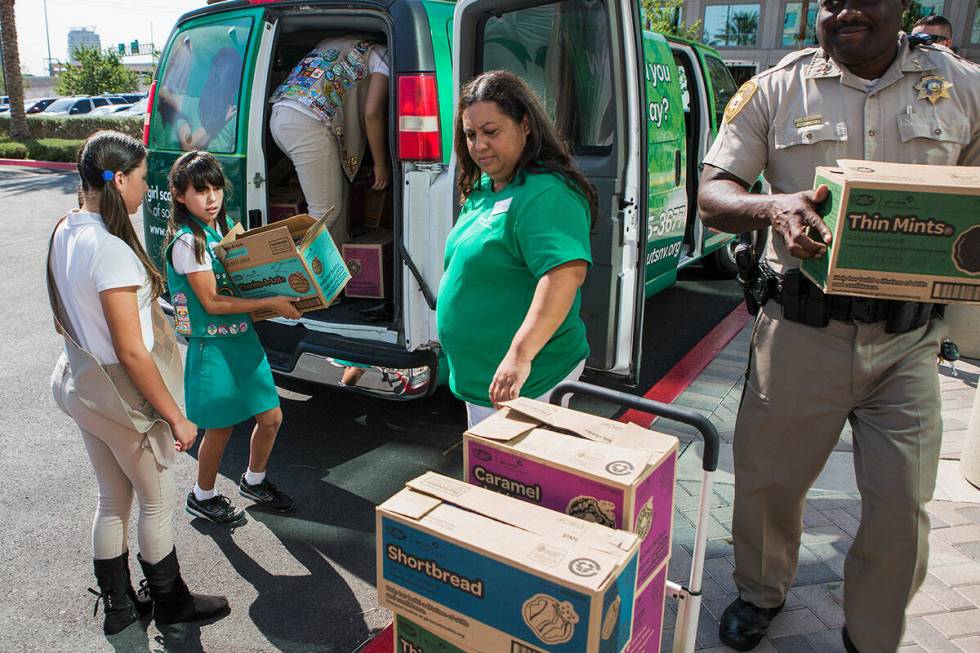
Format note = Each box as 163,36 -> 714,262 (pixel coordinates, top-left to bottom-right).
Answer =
703,4 -> 761,48
916,0 -> 946,16
782,3 -> 818,48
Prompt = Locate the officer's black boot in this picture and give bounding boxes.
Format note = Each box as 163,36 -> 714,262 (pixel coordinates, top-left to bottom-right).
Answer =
842,627 -> 861,653
718,596 -> 784,651
90,552 -> 140,635
137,548 -> 228,625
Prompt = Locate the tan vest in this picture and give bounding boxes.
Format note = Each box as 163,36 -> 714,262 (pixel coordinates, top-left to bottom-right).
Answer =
47,217 -> 183,468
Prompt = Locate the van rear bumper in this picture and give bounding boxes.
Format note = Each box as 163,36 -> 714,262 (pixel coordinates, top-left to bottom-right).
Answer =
255,320 -> 438,400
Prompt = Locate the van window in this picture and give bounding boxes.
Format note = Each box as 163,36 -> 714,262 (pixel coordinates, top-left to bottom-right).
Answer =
704,55 -> 737,128
481,0 -> 614,153
151,16 -> 253,154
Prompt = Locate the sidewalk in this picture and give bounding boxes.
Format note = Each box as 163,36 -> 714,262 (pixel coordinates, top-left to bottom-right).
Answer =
651,322 -> 980,653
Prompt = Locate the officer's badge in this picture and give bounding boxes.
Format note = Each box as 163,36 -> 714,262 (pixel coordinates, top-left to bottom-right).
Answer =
915,75 -> 953,105
723,79 -> 758,124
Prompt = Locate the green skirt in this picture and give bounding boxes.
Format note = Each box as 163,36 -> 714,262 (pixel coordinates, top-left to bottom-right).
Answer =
184,330 -> 280,429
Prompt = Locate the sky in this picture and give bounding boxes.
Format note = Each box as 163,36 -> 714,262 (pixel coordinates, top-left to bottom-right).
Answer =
15,0 -> 204,76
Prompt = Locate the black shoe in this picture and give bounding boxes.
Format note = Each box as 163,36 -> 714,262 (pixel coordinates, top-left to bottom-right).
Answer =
239,475 -> 294,512
842,627 -> 860,653
137,548 -> 228,625
185,492 -> 245,524
719,597 -> 784,651
90,552 -> 140,635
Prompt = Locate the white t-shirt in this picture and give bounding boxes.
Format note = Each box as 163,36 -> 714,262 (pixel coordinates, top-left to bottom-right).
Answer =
277,44 -> 390,123
50,210 -> 154,365
170,232 -> 213,275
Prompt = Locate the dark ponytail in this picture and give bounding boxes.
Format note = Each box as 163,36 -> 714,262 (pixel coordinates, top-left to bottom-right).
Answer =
164,151 -> 231,266
77,130 -> 164,299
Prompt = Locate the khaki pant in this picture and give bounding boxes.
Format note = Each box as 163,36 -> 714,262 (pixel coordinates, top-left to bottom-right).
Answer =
732,302 -> 945,653
52,364 -> 176,564
270,104 -> 349,247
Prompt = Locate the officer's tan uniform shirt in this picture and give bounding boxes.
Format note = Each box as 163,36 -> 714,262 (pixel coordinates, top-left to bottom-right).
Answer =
703,35 -> 980,273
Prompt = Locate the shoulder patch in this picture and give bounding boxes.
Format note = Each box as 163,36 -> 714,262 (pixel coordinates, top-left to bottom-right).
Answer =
723,79 -> 759,125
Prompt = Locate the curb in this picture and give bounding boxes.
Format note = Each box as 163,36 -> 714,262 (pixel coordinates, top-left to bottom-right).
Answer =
357,303 -> 753,653
0,159 -> 77,172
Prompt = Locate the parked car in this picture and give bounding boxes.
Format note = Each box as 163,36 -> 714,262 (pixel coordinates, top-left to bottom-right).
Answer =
44,96 -> 121,116
90,103 -> 134,116
25,98 -> 57,114
0,96 -> 9,113
119,93 -> 146,104
93,95 -> 130,105
144,0 -> 746,398
116,97 -> 148,116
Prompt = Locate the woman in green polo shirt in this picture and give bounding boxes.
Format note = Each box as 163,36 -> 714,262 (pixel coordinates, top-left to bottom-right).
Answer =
437,70 -> 597,427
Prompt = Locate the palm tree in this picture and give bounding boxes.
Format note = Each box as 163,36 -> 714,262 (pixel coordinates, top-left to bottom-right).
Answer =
0,0 -> 28,140
717,9 -> 760,46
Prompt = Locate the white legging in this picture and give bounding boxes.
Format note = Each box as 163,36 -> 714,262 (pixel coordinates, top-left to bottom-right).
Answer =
79,425 -> 175,564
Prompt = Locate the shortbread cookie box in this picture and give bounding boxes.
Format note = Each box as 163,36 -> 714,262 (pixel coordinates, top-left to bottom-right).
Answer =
464,397 -> 678,588
377,472 -> 640,653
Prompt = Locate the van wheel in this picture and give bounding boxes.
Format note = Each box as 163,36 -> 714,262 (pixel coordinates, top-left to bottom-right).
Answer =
705,239 -> 739,279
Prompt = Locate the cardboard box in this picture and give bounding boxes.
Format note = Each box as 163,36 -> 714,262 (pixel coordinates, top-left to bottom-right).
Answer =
343,230 -> 393,299
625,562 -> 668,653
268,187 -> 307,224
394,561 -> 668,653
393,613 -> 466,653
464,397 -> 678,590
364,188 -> 392,229
377,472 -> 640,653
214,212 -> 350,320
805,160 -> 980,304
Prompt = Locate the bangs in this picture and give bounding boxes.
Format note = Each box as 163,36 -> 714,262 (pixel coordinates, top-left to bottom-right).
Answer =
183,155 -> 227,192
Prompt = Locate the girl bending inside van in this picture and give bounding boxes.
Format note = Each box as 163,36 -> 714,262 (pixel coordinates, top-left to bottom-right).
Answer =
164,151 -> 300,524
49,131 -> 227,635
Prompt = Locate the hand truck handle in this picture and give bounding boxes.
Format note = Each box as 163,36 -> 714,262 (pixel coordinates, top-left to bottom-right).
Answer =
549,381 -> 721,472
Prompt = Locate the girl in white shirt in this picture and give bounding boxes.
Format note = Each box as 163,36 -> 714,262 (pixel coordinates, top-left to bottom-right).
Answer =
49,131 -> 227,635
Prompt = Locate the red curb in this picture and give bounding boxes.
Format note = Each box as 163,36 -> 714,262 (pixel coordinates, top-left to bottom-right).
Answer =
619,302 -> 753,427
0,158 -> 77,171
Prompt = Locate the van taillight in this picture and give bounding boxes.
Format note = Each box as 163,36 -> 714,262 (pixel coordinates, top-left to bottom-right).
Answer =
143,80 -> 157,147
397,74 -> 440,161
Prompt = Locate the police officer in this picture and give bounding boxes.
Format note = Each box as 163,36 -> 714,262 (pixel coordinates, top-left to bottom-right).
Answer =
697,1 -> 980,651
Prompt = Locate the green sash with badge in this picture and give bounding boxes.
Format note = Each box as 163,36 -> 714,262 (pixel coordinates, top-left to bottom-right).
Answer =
165,217 -> 252,339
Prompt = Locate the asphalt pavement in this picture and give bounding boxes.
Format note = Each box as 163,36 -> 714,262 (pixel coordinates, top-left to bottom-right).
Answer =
0,166 -> 741,652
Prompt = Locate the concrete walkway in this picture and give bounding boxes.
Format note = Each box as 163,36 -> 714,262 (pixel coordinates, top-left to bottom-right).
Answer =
649,324 -> 980,653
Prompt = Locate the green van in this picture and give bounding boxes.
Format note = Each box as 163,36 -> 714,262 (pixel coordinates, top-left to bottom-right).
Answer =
144,0 -> 742,398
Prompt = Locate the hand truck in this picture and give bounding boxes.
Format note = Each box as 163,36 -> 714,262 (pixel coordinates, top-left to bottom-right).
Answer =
549,381 -> 721,653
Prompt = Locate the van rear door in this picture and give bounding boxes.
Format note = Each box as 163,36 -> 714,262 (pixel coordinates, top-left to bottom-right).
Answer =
452,0 -> 649,381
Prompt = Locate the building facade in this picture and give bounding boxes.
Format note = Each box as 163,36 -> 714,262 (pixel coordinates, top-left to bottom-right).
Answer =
678,1 -> 980,84
67,28 -> 101,63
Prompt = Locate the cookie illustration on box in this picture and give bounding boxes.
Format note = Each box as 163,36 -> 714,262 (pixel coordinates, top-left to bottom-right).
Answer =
311,256 -> 324,276
601,595 -> 621,641
347,258 -> 363,277
567,496 -> 617,528
288,272 -> 311,293
522,594 -> 579,645
635,497 -> 654,540
953,225 -> 980,275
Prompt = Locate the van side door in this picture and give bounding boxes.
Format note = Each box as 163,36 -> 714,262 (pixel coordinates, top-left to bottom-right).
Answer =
452,0 -> 649,381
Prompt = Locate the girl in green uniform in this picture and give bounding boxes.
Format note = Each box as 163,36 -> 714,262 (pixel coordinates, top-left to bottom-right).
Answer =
164,151 -> 299,524
436,71 -> 597,427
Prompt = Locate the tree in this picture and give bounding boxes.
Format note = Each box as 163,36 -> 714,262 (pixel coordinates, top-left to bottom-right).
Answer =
641,0 -> 702,41
901,1 -> 929,34
0,0 -> 29,140
55,46 -> 138,96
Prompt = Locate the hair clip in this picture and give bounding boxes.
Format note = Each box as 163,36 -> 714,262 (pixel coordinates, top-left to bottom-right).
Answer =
102,170 -> 115,182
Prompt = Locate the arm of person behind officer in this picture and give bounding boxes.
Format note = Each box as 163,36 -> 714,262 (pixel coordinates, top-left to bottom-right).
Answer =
696,80 -> 831,260
364,73 -> 390,190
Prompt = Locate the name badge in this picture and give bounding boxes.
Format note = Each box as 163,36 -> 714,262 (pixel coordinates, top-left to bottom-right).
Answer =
793,114 -> 823,129
491,198 -> 513,215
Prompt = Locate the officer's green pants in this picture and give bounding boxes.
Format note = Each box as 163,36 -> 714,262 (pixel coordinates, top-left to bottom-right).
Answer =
732,301 -> 946,653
